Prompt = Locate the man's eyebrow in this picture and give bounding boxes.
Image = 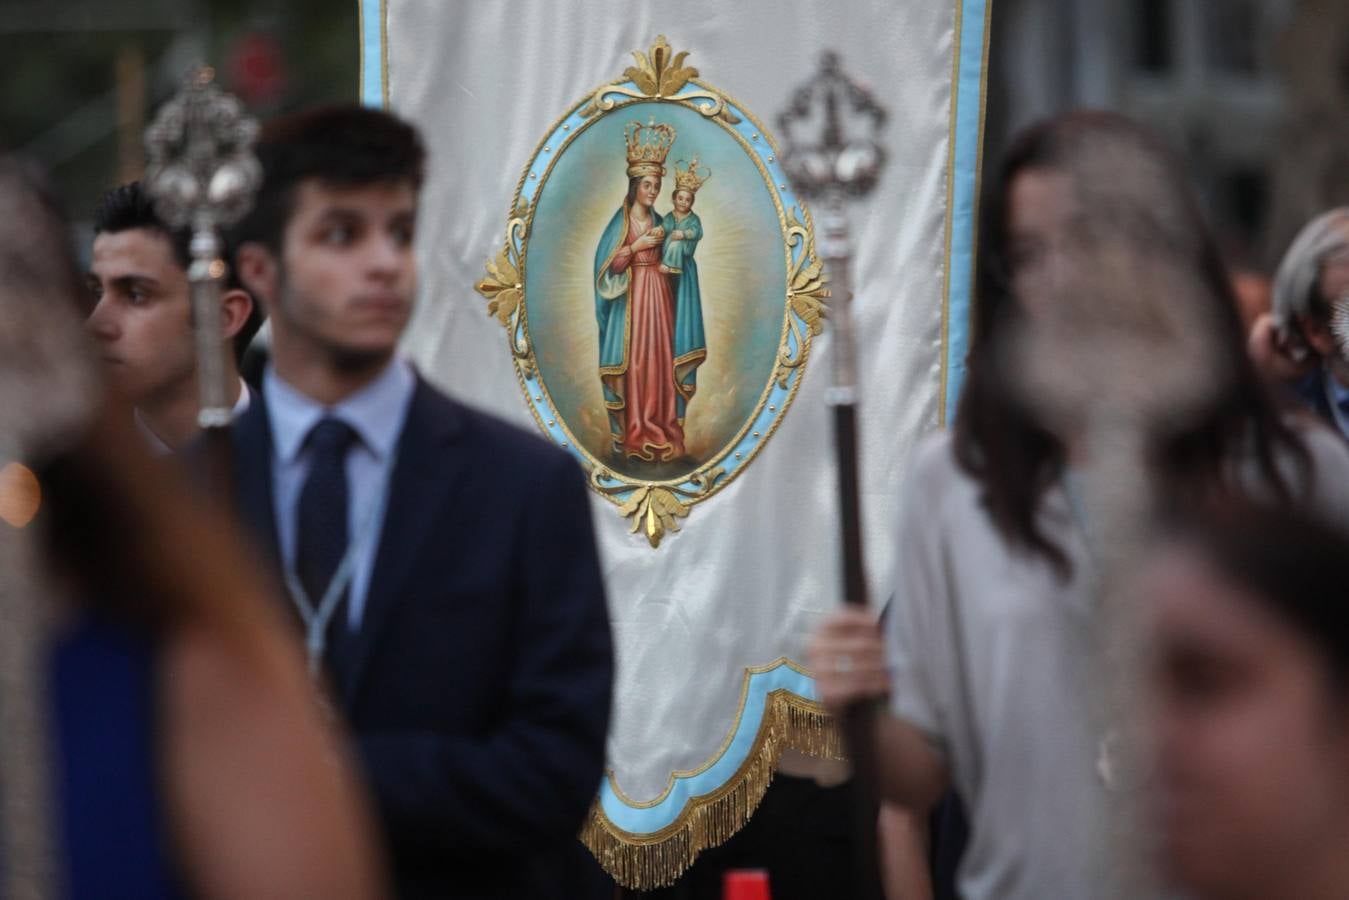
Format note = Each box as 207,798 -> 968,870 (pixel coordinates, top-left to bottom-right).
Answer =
314,207 -> 364,222
106,274 -> 161,291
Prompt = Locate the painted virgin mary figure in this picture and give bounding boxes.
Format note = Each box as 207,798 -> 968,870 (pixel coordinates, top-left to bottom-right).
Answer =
659,158 -> 710,423
594,120 -> 707,463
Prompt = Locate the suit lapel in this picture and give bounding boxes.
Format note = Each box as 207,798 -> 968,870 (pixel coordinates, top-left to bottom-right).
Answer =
340,377 -> 468,704
231,393 -> 284,580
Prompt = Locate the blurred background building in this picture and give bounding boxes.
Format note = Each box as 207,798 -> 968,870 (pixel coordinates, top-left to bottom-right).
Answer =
987,0 -> 1349,270
0,0 -> 357,257
2,0 -> 1346,274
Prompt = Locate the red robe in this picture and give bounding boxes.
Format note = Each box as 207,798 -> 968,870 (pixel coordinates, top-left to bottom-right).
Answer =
608,213 -> 685,461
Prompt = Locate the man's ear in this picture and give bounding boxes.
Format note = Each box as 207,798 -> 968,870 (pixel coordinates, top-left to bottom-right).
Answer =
220,288 -> 253,342
233,242 -> 278,313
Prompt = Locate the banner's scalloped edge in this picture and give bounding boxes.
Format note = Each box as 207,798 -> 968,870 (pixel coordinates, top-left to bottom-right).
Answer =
581,691 -> 844,890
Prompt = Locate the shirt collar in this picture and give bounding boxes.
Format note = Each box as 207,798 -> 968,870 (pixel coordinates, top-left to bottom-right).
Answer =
135,377 -> 251,455
134,409 -> 172,456
1326,362 -> 1349,408
263,358 -> 416,465
234,380 -> 252,416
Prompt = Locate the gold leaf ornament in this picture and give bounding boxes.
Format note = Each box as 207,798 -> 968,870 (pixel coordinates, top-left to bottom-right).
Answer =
776,213 -> 830,387
617,486 -> 691,547
623,53 -> 657,95
581,36 -> 739,125
475,247 -> 523,327
623,35 -> 699,97
789,257 -> 829,336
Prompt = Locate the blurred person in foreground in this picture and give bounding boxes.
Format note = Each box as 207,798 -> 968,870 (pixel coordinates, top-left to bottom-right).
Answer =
808,111 -> 1349,900
86,181 -> 263,452
227,105 -> 613,899
1144,505 -> 1349,900
0,160 -> 384,896
1249,208 -> 1349,438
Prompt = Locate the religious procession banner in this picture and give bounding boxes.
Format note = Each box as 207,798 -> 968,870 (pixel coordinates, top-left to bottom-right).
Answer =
360,0 -> 990,887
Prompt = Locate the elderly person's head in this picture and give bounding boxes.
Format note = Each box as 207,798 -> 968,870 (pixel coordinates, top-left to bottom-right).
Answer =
1271,208 -> 1349,361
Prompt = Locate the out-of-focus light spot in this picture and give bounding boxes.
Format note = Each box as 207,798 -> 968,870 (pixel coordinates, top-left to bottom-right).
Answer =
0,463 -> 41,528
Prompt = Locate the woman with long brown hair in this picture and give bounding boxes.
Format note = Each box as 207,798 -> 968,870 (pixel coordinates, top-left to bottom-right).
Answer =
808,112 -> 1349,898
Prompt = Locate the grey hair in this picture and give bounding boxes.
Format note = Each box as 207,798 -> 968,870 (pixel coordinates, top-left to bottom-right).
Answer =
1271,207 -> 1349,328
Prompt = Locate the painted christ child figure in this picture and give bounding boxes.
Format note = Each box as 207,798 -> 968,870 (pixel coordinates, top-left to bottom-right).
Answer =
658,158 -> 710,429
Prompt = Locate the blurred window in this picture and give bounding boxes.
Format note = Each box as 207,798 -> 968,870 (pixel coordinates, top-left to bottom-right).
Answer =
1201,0 -> 1261,77
1217,168 -> 1269,247
1135,0 -> 1172,74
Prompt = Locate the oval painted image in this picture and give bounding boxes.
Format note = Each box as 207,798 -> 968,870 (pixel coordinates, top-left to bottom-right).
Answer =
523,100 -> 789,482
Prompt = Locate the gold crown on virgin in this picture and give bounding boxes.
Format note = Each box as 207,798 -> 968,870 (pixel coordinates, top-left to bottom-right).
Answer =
674,157 -> 712,194
625,118 -> 677,177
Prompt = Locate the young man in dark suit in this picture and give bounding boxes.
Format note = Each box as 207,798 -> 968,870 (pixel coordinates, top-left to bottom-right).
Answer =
228,105 -> 614,899
87,181 -> 263,451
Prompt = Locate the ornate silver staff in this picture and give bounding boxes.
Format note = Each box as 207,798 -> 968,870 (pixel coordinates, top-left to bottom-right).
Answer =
1010,143 -> 1227,895
145,66 -> 260,481
780,50 -> 887,900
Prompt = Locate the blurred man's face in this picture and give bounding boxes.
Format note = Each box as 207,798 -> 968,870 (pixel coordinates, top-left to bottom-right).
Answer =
1145,550 -> 1349,898
86,228 -> 195,405
256,179 -> 417,370
673,190 -> 694,216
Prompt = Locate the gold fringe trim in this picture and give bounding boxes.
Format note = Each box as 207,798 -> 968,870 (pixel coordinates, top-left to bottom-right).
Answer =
580,690 -> 845,890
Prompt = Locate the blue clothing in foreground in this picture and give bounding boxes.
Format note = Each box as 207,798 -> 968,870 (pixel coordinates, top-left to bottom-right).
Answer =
51,618 -> 181,900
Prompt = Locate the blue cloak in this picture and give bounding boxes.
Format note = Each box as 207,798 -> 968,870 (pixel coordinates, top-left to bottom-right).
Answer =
660,211 -> 708,421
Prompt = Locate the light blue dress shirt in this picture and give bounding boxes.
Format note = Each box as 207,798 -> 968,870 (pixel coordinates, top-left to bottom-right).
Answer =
263,359 -> 416,629
1325,363 -> 1349,439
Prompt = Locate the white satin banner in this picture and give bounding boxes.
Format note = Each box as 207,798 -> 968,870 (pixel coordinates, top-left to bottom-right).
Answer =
362,0 -> 989,886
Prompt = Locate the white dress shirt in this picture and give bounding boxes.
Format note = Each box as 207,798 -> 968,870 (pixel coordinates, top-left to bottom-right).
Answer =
885,427 -> 1349,900
263,359 -> 416,629
136,379 -> 252,455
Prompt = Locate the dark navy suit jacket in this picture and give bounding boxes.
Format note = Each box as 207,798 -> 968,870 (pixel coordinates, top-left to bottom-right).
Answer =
1295,367 -> 1342,435
228,375 -> 614,899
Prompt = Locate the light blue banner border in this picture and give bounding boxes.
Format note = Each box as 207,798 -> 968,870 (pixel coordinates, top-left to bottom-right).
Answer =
944,0 -> 992,422
599,661 -> 818,833
359,0 -> 385,108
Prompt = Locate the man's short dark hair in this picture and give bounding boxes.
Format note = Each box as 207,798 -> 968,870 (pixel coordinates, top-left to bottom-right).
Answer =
93,181 -> 264,362
93,181 -> 193,268
230,105 -> 426,255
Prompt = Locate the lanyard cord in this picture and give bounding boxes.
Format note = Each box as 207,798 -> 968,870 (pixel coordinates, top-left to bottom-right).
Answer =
283,455 -> 397,678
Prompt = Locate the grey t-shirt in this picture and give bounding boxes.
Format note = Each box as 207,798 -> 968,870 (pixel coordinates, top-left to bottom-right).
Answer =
885,425 -> 1349,900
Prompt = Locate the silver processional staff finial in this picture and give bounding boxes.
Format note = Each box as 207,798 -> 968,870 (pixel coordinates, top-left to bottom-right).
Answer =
144,66 -> 261,429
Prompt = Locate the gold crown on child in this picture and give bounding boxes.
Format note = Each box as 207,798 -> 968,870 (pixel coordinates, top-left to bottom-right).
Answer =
625,119 -> 677,177
674,157 -> 711,194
